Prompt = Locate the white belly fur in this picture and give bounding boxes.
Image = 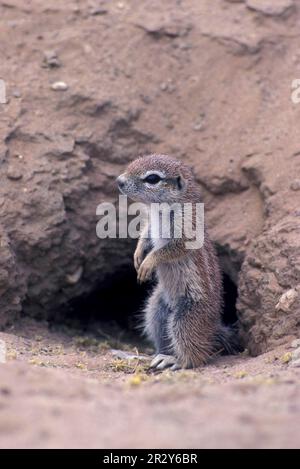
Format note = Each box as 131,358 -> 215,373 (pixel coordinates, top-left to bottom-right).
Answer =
150,217 -> 168,251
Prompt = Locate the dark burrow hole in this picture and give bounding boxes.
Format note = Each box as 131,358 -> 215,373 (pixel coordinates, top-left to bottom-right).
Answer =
222,273 -> 238,326
65,266 -> 149,330
62,267 -> 238,343
59,266 -> 152,349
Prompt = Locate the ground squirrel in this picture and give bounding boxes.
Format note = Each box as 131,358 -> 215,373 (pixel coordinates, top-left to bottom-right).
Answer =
117,154 -> 239,370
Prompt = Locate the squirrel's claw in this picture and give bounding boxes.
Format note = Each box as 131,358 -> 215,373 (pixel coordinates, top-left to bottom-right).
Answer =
150,354 -> 180,371
134,249 -> 143,272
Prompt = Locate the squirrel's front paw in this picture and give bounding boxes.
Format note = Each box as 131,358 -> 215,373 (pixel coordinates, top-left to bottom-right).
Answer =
137,255 -> 156,283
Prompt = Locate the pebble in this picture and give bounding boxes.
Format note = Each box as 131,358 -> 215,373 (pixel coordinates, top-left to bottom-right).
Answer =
290,358 -> 300,368
291,347 -> 300,361
287,346 -> 300,367
290,180 -> 300,191
12,89 -> 21,98
90,7 -> 108,15
193,122 -> 204,131
6,166 -> 23,181
43,50 -> 60,68
111,349 -> 149,361
246,0 -> 294,16
275,288 -> 298,312
291,339 -> 300,348
160,80 -> 176,93
51,81 -> 68,91
140,94 -> 151,104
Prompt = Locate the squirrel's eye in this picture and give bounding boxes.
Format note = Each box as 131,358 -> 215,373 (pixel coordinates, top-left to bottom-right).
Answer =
143,174 -> 161,185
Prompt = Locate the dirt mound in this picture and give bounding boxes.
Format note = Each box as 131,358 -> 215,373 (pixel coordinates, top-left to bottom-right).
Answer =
0,0 -> 299,354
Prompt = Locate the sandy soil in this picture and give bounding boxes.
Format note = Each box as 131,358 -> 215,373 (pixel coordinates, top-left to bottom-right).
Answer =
0,318 -> 300,449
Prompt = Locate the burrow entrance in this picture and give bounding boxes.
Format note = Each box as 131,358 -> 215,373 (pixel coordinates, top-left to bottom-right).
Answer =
62,266 -> 238,340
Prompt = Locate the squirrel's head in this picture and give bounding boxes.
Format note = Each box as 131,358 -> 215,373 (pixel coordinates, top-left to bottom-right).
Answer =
117,154 -> 192,203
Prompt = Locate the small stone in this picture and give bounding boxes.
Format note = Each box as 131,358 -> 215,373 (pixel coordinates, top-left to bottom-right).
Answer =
12,89 -> 21,98
291,347 -> 300,361
178,42 -> 192,50
140,94 -> 151,104
246,0 -> 294,16
111,349 -> 149,361
43,50 -> 60,68
291,339 -> 300,348
275,289 -> 298,312
290,358 -> 300,368
193,122 -> 204,131
51,81 -> 68,91
6,166 -> 23,181
159,79 -> 176,93
90,7 -> 108,15
136,15 -> 191,38
290,180 -> 300,191
0,340 -> 6,363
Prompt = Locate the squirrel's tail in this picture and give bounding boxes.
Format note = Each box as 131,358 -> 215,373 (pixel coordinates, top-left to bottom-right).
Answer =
214,323 -> 243,355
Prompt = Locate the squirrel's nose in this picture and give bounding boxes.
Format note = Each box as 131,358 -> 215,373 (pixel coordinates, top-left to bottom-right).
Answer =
117,175 -> 126,189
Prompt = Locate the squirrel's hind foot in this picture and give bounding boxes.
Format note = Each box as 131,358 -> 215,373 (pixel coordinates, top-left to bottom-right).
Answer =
149,354 -> 181,371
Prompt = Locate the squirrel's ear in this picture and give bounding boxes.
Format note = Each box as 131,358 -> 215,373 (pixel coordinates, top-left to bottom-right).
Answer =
176,173 -> 187,191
